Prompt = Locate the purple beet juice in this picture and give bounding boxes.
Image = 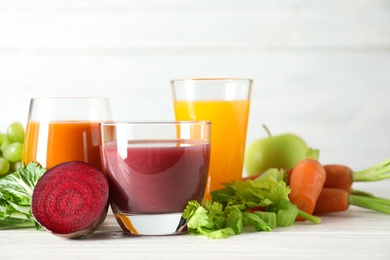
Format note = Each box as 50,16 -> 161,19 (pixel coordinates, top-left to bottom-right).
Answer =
104,139 -> 210,215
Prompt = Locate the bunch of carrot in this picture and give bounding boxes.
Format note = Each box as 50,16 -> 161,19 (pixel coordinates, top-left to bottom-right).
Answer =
246,153 -> 390,218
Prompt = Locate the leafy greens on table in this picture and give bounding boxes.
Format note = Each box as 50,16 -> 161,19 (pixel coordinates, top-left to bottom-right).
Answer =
0,162 -> 46,229
183,169 -> 321,239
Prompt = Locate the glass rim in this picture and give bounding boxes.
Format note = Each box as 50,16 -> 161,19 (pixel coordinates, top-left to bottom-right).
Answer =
99,120 -> 212,126
30,96 -> 109,101
171,78 -> 252,84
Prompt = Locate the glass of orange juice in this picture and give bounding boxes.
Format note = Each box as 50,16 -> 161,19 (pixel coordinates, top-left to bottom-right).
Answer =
171,78 -> 252,200
22,97 -> 112,170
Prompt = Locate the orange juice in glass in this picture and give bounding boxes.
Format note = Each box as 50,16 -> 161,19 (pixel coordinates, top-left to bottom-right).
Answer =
171,78 -> 252,200
22,97 -> 112,170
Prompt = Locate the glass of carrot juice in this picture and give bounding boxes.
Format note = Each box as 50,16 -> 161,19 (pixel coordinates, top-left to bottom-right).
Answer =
171,78 -> 252,200
22,97 -> 112,170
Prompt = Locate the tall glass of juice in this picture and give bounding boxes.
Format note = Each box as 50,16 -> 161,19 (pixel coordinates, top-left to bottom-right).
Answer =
99,121 -> 211,235
22,97 -> 112,170
171,78 -> 252,200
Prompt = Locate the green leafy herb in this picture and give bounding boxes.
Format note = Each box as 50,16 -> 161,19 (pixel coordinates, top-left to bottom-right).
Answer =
211,168 -> 291,209
183,169 -> 321,239
0,162 -> 46,229
183,200 -> 258,239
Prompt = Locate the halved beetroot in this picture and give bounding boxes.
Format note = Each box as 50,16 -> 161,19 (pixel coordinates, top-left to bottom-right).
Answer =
31,161 -> 109,238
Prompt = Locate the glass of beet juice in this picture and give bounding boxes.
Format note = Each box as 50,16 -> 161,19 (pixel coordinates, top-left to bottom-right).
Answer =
99,121 -> 211,235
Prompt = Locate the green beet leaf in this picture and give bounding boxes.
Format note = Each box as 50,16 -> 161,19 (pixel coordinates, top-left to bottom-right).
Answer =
0,162 -> 46,229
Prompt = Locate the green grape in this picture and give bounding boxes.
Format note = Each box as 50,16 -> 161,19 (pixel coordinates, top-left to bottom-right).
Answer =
3,142 -> 23,163
7,121 -> 25,143
1,135 -> 10,153
0,157 -> 10,176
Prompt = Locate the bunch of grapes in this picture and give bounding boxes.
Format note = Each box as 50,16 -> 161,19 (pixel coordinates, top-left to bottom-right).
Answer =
0,122 -> 25,177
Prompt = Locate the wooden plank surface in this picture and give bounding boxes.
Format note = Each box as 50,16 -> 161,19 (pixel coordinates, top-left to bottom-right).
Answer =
2,180 -> 390,259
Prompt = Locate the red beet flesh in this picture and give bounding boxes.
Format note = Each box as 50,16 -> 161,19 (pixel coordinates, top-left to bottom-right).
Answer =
31,161 -> 109,238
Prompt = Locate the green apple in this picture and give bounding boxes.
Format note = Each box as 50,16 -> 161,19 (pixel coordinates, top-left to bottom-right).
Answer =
244,126 -> 308,176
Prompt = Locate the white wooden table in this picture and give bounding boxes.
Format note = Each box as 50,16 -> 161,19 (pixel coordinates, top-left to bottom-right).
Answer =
2,180 -> 390,259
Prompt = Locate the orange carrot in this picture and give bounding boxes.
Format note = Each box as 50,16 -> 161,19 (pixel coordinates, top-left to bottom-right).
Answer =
288,158 -> 326,219
314,188 -> 390,215
288,165 -> 358,193
313,188 -> 350,214
322,160 -> 390,192
322,165 -> 353,193
246,158 -> 390,194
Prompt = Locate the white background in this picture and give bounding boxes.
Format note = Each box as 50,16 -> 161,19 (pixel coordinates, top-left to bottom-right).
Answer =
0,0 -> 389,172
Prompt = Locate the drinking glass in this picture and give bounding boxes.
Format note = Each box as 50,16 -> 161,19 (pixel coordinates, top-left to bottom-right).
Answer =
171,78 -> 252,200
99,121 -> 211,235
22,97 -> 112,170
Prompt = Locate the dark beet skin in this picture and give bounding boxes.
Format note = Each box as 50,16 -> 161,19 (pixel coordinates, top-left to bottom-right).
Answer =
31,161 -> 109,238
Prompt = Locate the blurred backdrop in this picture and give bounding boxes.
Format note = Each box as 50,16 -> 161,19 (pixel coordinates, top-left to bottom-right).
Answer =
0,0 -> 389,171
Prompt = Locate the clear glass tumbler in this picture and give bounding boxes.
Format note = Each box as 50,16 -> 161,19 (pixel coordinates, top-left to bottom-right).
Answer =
171,78 -> 252,200
99,121 -> 211,235
22,97 -> 112,170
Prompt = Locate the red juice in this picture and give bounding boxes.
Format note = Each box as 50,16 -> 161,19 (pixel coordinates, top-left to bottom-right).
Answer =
103,140 -> 210,215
